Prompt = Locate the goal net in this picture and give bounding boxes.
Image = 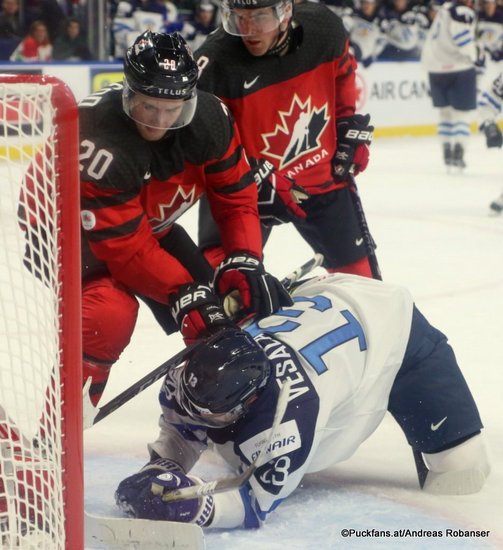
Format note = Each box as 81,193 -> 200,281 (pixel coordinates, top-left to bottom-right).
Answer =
0,75 -> 83,549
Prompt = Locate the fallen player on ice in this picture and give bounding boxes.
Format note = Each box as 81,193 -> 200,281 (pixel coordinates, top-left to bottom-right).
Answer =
115,273 -> 490,529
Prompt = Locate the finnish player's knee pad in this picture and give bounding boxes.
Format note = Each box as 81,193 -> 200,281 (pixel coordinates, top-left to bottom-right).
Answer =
422,433 -> 490,495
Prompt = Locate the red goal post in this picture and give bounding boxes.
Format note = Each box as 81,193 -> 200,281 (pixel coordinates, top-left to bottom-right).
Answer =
0,74 -> 83,548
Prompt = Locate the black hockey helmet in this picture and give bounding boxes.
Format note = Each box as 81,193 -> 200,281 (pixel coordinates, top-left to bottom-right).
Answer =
176,327 -> 271,428
221,0 -> 293,37
122,31 -> 199,129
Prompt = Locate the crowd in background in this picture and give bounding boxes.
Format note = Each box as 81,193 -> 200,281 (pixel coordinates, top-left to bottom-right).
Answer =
0,0 -> 501,66
0,0 -> 92,60
107,0 -> 502,66
110,0 -> 219,58
335,0 -> 502,67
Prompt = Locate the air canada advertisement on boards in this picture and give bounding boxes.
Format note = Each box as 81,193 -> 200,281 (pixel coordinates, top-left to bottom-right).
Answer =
356,63 -> 435,131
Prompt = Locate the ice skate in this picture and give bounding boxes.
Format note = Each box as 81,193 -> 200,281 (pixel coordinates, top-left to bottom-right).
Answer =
443,143 -> 453,167
489,194 -> 503,215
452,143 -> 466,169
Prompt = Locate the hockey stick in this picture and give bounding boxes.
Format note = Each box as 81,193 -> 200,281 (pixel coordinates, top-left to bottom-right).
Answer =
279,252 -> 324,290
84,376 -> 291,547
85,257 -> 323,429
82,341 -> 203,429
348,176 -> 382,280
84,511 -> 204,550
163,379 -> 292,503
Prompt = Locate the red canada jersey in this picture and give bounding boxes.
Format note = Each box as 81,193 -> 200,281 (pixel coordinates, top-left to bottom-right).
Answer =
78,85 -> 261,303
195,2 -> 357,195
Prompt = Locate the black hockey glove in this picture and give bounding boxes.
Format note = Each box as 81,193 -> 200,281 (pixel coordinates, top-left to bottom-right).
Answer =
480,120 -> 502,148
490,47 -> 503,62
252,158 -> 309,226
213,252 -> 293,317
169,283 -> 234,345
115,458 -> 214,526
333,114 -> 374,182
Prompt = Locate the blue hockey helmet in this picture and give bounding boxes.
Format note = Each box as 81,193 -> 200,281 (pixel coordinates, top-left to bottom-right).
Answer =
177,327 -> 271,428
123,31 -> 199,130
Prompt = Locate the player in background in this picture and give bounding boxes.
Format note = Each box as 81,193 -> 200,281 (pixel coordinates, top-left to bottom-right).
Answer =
415,0 -> 442,51
476,0 -> 503,66
76,31 -> 291,405
421,0 -> 479,169
194,0 -> 380,280
115,273 -> 490,529
342,0 -> 387,68
478,71 -> 503,213
379,0 -> 422,61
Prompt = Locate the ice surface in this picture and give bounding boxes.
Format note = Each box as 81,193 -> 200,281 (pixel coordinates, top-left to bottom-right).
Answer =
80,133 -> 502,548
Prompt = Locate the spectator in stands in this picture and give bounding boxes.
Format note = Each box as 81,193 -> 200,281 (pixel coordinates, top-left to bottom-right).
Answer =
53,17 -> 92,60
0,0 -> 24,39
0,0 -> 24,59
9,19 -> 52,61
24,0 -> 65,42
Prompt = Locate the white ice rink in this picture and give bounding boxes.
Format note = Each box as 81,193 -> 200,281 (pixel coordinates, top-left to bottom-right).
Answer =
82,132 -> 503,549
2,132 -> 499,548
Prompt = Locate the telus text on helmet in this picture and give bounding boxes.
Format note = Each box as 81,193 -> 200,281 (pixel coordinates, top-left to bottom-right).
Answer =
233,0 -> 260,6
146,87 -> 190,96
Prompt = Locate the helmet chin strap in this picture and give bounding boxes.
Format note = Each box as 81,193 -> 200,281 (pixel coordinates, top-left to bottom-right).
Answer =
266,23 -> 292,56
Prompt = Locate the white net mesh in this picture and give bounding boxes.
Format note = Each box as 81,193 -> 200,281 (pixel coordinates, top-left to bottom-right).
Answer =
0,82 -> 65,549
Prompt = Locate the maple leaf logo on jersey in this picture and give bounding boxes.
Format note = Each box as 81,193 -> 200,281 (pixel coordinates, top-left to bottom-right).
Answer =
149,185 -> 197,234
261,95 -> 330,170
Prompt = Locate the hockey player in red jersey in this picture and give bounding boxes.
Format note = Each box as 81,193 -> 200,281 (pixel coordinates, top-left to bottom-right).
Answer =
194,0 -> 380,279
78,31 -> 292,405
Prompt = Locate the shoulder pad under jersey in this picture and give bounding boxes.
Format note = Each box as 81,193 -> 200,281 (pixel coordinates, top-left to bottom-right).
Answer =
181,90 -> 235,162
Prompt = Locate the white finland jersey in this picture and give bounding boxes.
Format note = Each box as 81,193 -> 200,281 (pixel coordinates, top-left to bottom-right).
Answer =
477,17 -> 503,58
246,274 -> 414,476
344,12 -> 387,63
150,274 -> 415,525
421,2 -> 477,73
478,71 -> 503,121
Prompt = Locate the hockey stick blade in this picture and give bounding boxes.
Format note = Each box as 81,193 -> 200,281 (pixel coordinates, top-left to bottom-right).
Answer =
85,511 -> 204,550
280,253 -> 324,290
83,341 -> 203,429
163,379 -> 292,503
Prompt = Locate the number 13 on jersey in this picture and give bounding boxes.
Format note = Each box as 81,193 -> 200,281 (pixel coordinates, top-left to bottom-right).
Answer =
246,295 -> 367,374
